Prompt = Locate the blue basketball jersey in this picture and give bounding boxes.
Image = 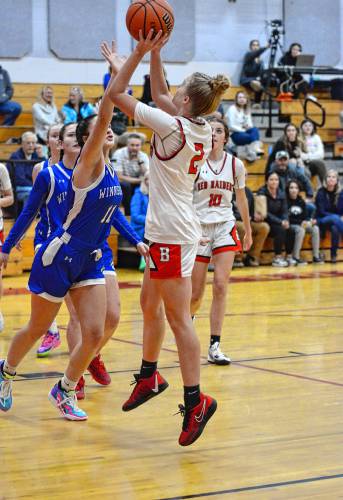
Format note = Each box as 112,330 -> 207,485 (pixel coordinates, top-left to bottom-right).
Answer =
62,163 -> 122,247
34,161 -> 73,247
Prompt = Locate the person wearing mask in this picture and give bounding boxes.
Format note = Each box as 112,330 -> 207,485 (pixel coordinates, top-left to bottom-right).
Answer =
240,40 -> 269,105
112,133 -> 149,214
32,86 -> 61,145
315,169 -> 343,263
61,87 -> 95,124
0,65 -> 22,125
286,180 -> 323,265
257,172 -> 295,267
6,132 -> 42,209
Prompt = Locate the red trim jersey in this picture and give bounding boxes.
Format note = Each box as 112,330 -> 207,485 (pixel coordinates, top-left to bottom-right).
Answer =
193,153 -> 245,224
134,103 -> 212,244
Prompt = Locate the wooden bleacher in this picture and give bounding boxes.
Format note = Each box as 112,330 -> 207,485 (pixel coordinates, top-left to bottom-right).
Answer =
0,83 -> 342,273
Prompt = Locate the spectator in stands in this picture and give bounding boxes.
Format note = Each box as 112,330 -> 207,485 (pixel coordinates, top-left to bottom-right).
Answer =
7,131 -> 42,210
269,150 -> 314,203
240,40 -> 270,105
103,66 -> 112,90
257,172 -> 295,267
266,123 -> 305,174
233,169 -> 270,267
130,171 -> 149,272
286,180 -> 323,265
61,87 -> 94,124
315,169 -> 343,263
140,71 -> 170,107
299,119 -> 326,184
226,91 -> 264,162
0,65 -> 22,125
112,133 -> 149,215
278,43 -> 309,98
32,86 -> 61,145
0,162 -> 14,331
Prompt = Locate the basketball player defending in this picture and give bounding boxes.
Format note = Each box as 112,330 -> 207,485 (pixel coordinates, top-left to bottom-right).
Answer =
191,117 -> 252,364
102,32 -> 230,445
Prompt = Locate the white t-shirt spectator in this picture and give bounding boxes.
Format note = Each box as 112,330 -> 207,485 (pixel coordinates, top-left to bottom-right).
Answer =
112,146 -> 149,178
301,134 -> 325,161
32,101 -> 61,142
0,163 -> 12,229
225,105 -> 254,132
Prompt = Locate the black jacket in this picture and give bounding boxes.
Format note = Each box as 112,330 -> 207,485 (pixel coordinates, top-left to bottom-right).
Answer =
240,47 -> 267,82
287,197 -> 308,225
257,185 -> 288,225
0,66 -> 13,104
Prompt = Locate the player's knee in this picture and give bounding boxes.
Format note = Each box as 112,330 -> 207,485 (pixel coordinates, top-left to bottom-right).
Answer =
105,308 -> 120,333
82,327 -> 104,349
213,280 -> 227,299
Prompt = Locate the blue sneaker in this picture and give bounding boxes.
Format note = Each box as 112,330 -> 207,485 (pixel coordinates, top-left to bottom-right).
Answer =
0,360 -> 14,412
48,382 -> 88,421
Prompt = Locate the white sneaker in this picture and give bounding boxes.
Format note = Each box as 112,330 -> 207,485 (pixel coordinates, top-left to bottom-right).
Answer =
0,312 -> 4,332
272,257 -> 288,268
208,342 -> 231,365
287,256 -> 297,266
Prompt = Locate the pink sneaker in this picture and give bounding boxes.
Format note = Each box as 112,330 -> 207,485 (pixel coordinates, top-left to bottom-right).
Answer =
37,331 -> 61,358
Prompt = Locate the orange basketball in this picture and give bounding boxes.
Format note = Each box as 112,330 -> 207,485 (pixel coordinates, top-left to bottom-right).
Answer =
126,0 -> 174,41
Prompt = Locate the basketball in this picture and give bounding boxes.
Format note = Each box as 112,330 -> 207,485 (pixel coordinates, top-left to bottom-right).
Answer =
126,0 -> 174,41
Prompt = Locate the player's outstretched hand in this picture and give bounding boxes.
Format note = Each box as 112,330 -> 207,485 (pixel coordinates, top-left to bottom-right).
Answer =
0,252 -> 9,269
136,242 -> 150,262
135,29 -> 164,57
101,40 -> 127,75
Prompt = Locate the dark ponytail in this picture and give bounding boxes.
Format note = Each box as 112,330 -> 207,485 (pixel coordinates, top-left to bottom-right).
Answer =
76,114 -> 97,148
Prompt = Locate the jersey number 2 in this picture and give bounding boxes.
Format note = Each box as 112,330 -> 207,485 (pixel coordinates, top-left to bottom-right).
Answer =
188,143 -> 205,174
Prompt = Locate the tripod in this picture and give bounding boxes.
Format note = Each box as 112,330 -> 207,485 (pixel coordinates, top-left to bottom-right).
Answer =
264,32 -> 283,137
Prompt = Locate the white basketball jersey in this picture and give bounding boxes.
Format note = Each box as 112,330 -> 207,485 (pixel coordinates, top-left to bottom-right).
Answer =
193,153 -> 245,224
144,112 -> 212,243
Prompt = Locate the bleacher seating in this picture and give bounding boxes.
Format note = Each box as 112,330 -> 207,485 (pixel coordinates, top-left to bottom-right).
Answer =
0,83 -> 342,273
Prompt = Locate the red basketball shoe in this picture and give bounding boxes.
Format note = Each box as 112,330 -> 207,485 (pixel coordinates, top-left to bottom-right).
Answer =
75,376 -> 85,401
88,354 -> 111,386
122,371 -> 169,411
178,393 -> 217,446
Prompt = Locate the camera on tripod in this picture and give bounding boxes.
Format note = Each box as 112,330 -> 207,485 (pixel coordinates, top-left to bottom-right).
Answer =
267,19 -> 284,43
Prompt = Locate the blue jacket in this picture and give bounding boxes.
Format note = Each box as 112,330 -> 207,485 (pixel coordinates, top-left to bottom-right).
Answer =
61,101 -> 95,124
130,188 -> 149,240
6,148 -> 41,188
315,187 -> 343,219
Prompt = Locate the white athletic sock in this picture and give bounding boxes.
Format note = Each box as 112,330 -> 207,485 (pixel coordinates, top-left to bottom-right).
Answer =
48,320 -> 59,334
60,375 -> 77,392
3,359 -> 16,377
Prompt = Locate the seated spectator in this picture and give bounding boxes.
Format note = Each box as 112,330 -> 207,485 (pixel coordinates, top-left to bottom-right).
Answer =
233,170 -> 270,267
286,180 -> 323,265
0,162 -> 14,330
257,172 -> 295,267
266,123 -> 305,175
278,43 -> 309,98
140,72 -> 170,107
61,87 -> 94,124
0,65 -> 22,125
32,86 -> 61,145
269,150 -> 315,216
315,169 -> 343,263
299,119 -> 326,184
240,40 -> 270,105
130,171 -> 149,272
6,132 -> 42,210
112,133 -> 149,215
225,91 -> 263,162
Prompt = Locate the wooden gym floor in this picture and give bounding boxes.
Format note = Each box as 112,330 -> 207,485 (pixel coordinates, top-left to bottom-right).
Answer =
1,264 -> 343,500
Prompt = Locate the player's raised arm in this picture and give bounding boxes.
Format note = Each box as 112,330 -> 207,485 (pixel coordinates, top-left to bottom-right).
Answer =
150,38 -> 178,116
103,30 -> 164,119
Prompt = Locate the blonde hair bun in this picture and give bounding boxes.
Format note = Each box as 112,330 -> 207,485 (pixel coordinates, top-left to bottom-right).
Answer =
209,74 -> 231,94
